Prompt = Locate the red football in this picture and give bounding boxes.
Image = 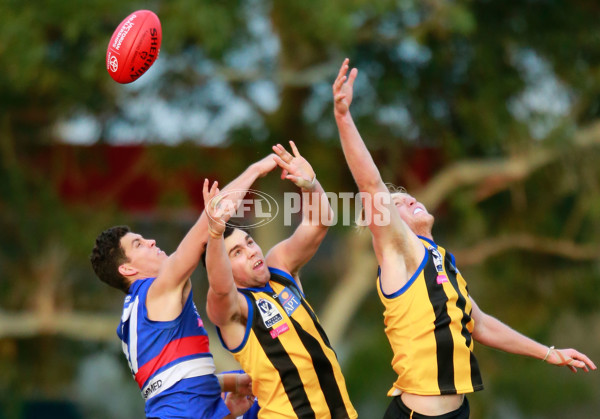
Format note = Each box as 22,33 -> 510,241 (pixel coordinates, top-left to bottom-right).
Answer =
106,10 -> 162,84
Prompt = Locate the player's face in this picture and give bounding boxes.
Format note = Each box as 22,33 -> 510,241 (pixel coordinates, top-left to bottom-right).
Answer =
119,232 -> 168,278
224,229 -> 269,288
392,192 -> 434,233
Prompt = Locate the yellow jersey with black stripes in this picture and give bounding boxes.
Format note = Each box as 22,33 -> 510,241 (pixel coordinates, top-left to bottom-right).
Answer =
377,236 -> 484,396
218,268 -> 357,419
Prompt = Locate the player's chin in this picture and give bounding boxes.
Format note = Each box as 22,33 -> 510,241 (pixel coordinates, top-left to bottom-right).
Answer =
421,213 -> 435,225
411,214 -> 434,229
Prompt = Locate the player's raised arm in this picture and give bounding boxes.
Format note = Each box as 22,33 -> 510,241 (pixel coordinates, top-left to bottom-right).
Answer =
203,180 -> 248,348
266,141 -> 333,283
151,154 -> 278,297
333,58 -> 388,197
333,58 -> 419,260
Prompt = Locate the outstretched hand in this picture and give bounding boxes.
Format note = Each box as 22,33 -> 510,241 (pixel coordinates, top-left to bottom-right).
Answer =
272,141 -> 316,191
545,347 -> 597,373
202,179 -> 235,239
333,58 -> 358,117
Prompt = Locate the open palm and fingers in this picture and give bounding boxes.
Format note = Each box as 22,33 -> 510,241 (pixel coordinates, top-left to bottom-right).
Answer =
333,58 -> 358,116
272,141 -> 316,191
546,347 -> 597,373
203,179 -> 235,238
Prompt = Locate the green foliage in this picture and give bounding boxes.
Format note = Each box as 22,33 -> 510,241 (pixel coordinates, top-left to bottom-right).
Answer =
161,0 -> 246,56
493,351 -> 594,415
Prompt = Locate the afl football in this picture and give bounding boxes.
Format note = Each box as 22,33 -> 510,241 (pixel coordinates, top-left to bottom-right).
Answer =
106,10 -> 162,84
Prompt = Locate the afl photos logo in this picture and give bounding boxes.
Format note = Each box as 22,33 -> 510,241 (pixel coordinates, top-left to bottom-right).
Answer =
206,189 -> 279,229
108,53 -> 119,73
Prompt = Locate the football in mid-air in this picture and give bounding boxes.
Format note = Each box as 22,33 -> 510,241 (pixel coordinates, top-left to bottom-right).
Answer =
106,10 -> 162,84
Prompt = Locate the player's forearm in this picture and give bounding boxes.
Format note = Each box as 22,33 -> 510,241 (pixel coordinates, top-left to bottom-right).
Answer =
205,236 -> 240,327
335,112 -> 387,195
473,313 -> 548,359
221,161 -> 263,195
300,180 -> 333,229
169,161 -> 267,276
206,236 -> 236,296
216,373 -> 239,393
165,216 -> 209,281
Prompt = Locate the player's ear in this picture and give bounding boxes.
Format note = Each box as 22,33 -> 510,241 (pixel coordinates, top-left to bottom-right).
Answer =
118,263 -> 138,277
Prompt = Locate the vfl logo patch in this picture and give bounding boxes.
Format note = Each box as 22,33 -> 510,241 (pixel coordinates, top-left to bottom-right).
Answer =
277,287 -> 301,316
429,246 -> 448,284
257,298 -> 283,328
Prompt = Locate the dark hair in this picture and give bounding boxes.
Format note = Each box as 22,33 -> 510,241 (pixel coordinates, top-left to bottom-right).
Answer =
200,222 -> 249,268
90,225 -> 132,293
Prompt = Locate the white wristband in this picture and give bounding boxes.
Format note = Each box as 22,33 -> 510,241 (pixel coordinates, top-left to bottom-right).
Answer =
299,176 -> 316,191
543,346 -> 555,362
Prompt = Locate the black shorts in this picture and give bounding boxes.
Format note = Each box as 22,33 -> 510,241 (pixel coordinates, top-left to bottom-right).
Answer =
383,395 -> 470,419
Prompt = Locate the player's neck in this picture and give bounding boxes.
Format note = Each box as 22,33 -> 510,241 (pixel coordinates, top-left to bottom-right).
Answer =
414,227 -> 433,241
